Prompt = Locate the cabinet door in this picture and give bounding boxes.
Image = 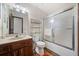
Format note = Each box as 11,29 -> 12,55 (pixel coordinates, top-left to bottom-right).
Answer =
0,53 -> 11,56
18,48 -> 25,56
23,47 -> 29,56
11,48 -> 25,56
24,47 -> 33,56
27,47 -> 33,56
11,50 -> 19,56
0,44 -> 11,56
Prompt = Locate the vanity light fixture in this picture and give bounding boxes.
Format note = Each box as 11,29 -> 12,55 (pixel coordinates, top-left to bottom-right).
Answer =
22,8 -> 27,14
12,4 -> 28,14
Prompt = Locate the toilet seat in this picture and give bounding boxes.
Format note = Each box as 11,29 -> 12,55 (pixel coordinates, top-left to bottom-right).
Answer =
36,41 -> 45,47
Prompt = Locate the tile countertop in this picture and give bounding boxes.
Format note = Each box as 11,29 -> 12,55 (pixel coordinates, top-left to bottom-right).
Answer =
0,35 -> 32,45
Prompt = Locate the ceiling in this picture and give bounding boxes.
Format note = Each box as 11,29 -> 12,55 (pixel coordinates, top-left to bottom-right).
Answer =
13,3 -> 75,18
30,3 -> 75,15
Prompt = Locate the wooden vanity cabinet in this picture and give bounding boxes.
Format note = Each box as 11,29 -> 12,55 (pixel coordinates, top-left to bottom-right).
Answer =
0,39 -> 33,56
0,44 -> 11,56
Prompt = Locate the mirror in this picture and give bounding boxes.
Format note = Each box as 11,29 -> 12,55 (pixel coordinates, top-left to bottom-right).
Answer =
9,15 -> 23,34
1,3 -> 29,38
1,3 -> 10,37
44,7 -> 75,50
0,3 -> 2,38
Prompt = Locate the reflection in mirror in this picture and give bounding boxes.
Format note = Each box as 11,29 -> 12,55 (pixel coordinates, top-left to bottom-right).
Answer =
1,4 -> 10,38
44,7 -> 75,50
9,15 -> 23,34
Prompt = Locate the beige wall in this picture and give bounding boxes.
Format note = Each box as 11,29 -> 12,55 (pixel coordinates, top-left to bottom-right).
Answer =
18,3 -> 47,20
19,3 -> 47,38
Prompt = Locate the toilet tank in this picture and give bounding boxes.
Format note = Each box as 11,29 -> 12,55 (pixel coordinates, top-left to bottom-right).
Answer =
33,34 -> 40,42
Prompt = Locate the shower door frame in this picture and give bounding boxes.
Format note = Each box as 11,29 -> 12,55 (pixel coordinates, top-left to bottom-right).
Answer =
78,4 -> 79,56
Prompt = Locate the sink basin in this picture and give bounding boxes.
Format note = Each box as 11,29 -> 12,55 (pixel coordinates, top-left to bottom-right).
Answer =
0,35 -> 32,45
4,36 -> 15,40
1,34 -> 27,40
3,35 -> 24,40
9,35 -> 25,40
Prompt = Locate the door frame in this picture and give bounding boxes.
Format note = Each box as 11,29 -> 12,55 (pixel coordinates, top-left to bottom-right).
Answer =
78,4 -> 79,56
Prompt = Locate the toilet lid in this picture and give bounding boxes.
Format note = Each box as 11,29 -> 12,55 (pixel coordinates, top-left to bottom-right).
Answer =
36,41 -> 45,46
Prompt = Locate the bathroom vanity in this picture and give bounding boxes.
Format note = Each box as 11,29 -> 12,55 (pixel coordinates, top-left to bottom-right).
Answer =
0,4 -> 33,56
0,36 -> 33,56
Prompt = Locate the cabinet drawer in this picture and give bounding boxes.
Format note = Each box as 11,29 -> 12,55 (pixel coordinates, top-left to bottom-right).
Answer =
0,44 -> 10,54
24,39 -> 32,46
11,41 -> 25,50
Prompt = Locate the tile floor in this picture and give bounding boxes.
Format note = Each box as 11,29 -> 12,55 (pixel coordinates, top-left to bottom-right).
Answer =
34,48 -> 56,56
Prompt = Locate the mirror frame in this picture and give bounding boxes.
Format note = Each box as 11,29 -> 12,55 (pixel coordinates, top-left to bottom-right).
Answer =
9,13 -> 23,34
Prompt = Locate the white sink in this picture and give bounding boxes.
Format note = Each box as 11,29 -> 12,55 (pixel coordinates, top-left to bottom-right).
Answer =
4,36 -> 15,40
2,35 -> 25,40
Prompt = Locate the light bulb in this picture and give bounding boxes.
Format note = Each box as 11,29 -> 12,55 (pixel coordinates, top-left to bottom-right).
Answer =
16,8 -> 20,12
22,10 -> 26,14
22,8 -> 26,11
16,5 -> 20,9
50,19 -> 54,23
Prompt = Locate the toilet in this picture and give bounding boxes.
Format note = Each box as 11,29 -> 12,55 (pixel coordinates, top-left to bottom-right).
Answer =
33,36 -> 45,55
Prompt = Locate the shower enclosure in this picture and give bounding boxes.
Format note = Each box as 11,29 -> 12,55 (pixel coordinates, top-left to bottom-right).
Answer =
44,7 -> 75,50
